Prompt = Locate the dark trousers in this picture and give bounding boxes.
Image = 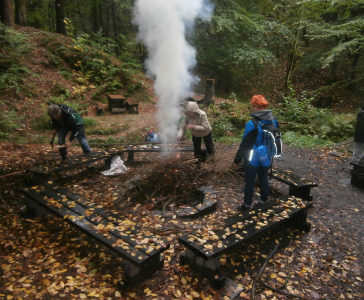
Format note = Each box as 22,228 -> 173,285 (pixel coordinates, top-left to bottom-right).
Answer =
243,160 -> 269,206
57,125 -> 91,159
192,132 -> 215,158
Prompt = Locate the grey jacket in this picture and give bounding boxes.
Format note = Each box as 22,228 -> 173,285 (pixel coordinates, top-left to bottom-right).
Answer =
178,102 -> 212,138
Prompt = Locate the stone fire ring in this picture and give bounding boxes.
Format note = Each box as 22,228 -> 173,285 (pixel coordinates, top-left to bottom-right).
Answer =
153,186 -> 217,219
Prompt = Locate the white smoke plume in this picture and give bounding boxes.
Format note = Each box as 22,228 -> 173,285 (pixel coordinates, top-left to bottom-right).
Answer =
133,0 -> 214,147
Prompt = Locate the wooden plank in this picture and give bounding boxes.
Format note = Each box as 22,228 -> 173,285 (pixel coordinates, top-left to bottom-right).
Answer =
197,199 -> 310,260
189,206 -> 285,259
179,195 -> 311,260
183,198 -> 281,251
271,167 -> 317,188
224,198 -> 280,227
37,184 -> 168,257
20,188 -> 150,266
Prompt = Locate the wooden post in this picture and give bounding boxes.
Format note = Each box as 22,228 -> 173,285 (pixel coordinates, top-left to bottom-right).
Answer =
205,79 -> 215,105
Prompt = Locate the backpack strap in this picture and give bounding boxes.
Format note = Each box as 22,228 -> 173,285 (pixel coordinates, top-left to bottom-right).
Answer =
252,117 -> 265,147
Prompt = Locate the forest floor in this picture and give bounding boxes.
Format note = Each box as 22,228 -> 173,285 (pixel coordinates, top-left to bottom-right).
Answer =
1,102 -> 364,300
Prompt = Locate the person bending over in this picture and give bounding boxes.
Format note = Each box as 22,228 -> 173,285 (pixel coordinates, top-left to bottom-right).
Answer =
177,101 -> 215,160
48,104 -> 91,160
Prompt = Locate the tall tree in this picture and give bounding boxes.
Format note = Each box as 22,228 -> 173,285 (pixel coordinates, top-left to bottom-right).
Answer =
91,0 -> 99,32
14,0 -> 27,26
0,0 -> 15,27
55,0 -> 66,34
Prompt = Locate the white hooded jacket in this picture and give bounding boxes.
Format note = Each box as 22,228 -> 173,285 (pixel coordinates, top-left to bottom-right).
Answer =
178,102 -> 212,138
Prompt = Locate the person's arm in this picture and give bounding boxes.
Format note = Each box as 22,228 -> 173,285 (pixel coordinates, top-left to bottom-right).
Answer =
177,116 -> 188,139
233,122 -> 256,165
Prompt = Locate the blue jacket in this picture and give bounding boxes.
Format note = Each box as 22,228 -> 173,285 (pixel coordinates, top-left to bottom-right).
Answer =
234,110 -> 278,167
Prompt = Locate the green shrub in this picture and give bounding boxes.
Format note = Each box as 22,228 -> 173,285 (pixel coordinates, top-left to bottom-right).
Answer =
283,131 -> 334,149
87,126 -> 121,135
0,23 -> 35,93
83,117 -> 98,128
212,115 -> 237,139
57,69 -> 73,80
0,110 -> 23,138
125,131 -> 144,143
0,65 -> 34,93
30,106 -> 52,131
276,84 -> 355,144
277,85 -> 315,124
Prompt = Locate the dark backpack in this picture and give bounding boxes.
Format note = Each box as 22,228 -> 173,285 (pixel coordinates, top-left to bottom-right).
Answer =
252,118 -> 282,158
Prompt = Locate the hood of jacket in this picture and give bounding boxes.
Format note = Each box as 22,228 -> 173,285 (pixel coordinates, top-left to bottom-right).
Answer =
185,102 -> 201,115
251,110 -> 274,122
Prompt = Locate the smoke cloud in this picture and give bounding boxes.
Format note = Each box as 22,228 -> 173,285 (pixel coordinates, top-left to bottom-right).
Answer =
133,0 -> 214,146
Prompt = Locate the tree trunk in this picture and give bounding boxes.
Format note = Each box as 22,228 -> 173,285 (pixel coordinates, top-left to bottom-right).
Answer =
99,2 -> 103,31
48,0 -> 55,32
348,51 -> 361,90
55,0 -> 66,34
14,0 -> 27,26
284,29 -> 300,96
327,61 -> 337,84
77,2 -> 85,32
204,79 -> 215,105
0,0 -> 15,28
111,0 -> 119,56
105,0 -> 110,37
91,0 -> 99,32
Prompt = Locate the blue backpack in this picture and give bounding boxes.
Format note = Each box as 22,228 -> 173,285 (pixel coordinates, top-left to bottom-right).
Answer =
252,118 -> 282,159
146,131 -> 159,142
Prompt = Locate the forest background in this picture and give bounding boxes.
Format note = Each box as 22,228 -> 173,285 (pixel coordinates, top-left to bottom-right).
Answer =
1,0 -> 364,146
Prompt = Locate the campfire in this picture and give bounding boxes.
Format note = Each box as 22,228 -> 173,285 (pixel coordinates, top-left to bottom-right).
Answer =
111,157 -> 209,216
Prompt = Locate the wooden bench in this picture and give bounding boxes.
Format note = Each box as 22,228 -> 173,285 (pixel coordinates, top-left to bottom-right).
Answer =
123,146 -> 206,162
350,162 -> 364,186
27,150 -> 124,178
270,166 -> 317,201
20,182 -> 170,289
178,195 -> 312,289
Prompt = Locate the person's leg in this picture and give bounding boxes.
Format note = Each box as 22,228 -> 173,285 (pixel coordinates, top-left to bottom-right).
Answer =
75,125 -> 91,154
203,132 -> 215,155
243,161 -> 257,207
57,126 -> 68,160
192,135 -> 202,158
352,142 -> 364,163
257,166 -> 270,202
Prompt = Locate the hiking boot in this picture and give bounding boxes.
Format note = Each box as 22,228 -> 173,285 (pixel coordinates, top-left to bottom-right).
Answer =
237,204 -> 250,211
254,199 -> 270,209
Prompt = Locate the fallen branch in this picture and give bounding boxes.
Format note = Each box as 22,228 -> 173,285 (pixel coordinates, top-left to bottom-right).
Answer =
162,197 -> 176,216
258,279 -> 314,300
251,245 -> 278,300
277,240 -> 293,290
0,170 -> 25,179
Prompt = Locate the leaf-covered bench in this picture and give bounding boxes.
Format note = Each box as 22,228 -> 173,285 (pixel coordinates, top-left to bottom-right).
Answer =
20,182 -> 170,289
178,195 -> 312,289
270,166 -> 317,201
